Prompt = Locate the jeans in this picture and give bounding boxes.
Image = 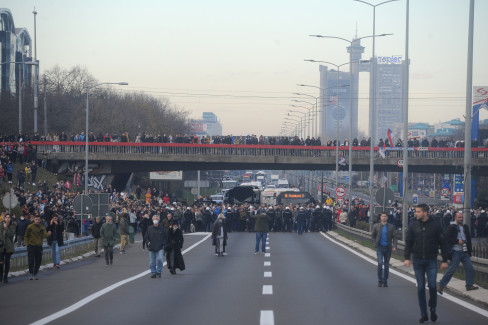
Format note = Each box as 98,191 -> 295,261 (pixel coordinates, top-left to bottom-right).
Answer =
51,241 -> 61,265
255,232 -> 267,253
27,245 -> 43,275
93,238 -> 102,255
149,249 -> 164,274
297,222 -> 305,235
439,250 -> 475,288
104,245 -> 114,264
413,258 -> 438,316
376,246 -> 391,283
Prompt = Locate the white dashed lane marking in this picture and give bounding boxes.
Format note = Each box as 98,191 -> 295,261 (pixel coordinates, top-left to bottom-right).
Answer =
262,285 -> 273,295
264,261 -> 271,266
264,271 -> 272,278
260,310 -> 274,325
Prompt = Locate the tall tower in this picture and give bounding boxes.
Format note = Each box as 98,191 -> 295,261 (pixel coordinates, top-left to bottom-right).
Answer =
347,38 -> 365,140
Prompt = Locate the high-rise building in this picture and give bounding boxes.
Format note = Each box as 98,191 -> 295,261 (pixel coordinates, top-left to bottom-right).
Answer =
371,55 -> 405,143
319,38 -> 364,143
190,112 -> 222,137
0,9 -> 33,93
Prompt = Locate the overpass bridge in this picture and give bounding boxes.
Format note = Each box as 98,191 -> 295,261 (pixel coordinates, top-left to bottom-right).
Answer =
19,141 -> 488,176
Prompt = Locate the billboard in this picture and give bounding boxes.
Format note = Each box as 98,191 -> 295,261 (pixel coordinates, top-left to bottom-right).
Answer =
190,122 -> 207,133
472,86 -> 488,141
149,171 -> 183,181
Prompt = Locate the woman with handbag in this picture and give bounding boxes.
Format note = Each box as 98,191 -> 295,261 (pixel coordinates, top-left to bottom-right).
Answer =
0,213 -> 16,283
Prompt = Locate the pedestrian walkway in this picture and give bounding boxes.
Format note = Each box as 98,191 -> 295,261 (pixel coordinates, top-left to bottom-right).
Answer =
326,231 -> 488,308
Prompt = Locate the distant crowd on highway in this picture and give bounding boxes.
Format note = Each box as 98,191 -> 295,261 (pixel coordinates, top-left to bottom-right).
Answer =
1,131 -> 487,148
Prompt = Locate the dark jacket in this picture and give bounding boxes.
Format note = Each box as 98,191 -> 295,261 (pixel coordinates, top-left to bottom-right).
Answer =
119,213 -> 130,235
100,223 -> 118,247
145,224 -> 167,252
91,221 -> 103,239
0,221 -> 16,253
445,223 -> 472,256
166,227 -> 185,271
46,221 -> 65,246
404,217 -> 448,262
252,213 -> 271,232
371,222 -> 397,249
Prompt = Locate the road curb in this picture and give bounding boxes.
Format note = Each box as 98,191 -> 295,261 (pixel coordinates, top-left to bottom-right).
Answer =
327,230 -> 488,308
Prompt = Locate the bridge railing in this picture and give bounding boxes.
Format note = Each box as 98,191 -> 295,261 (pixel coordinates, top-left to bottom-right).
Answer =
3,141 -> 488,160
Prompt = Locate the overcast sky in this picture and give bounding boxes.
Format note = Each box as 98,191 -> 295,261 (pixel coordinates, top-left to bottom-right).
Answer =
4,0 -> 488,136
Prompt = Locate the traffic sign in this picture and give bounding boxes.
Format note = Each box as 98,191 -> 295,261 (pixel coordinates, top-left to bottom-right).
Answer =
318,183 -> 326,191
2,193 -> 18,209
375,187 -> 395,206
336,198 -> 344,205
396,159 -> 404,167
412,194 -> 418,205
441,188 -> 450,196
335,186 -> 346,198
73,195 -> 93,215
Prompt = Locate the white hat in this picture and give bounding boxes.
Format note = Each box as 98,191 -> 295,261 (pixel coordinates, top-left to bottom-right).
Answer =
206,207 -> 210,210
482,210 -> 486,214
187,207 -> 191,210
286,206 -> 290,210
316,205 -> 320,209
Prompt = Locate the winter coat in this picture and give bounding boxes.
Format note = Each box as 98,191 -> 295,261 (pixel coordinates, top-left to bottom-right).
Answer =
16,218 -> 29,236
166,227 -> 185,271
371,222 -> 398,249
404,217 -> 448,261
25,223 -> 50,247
46,221 -> 65,246
100,223 -> 118,247
91,221 -> 103,239
145,224 -> 167,252
119,214 -> 130,235
445,223 -> 473,257
0,221 -> 16,253
252,213 -> 271,232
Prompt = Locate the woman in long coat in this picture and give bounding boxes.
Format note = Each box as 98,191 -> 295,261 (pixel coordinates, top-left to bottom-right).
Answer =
165,221 -> 185,274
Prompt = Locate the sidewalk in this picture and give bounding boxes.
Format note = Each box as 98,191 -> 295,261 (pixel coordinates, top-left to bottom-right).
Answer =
327,230 -> 488,308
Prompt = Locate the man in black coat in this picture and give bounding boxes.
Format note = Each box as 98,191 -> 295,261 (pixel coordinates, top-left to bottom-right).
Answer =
91,216 -> 103,257
46,214 -> 64,268
404,204 -> 448,323
438,211 -> 478,294
145,215 -> 167,278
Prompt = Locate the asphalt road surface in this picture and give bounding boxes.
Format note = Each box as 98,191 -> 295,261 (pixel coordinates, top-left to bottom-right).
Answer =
2,232 -> 488,325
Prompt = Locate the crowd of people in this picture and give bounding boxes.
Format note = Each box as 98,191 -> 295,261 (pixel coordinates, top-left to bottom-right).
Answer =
1,131 -> 486,148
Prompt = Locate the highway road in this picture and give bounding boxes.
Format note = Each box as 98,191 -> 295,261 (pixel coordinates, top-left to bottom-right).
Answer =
2,232 -> 488,325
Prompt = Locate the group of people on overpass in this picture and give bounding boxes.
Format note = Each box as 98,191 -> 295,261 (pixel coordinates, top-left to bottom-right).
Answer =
2,131 -> 486,149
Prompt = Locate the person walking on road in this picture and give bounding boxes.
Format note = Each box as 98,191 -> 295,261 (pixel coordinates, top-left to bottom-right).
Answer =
437,211 -> 479,294
145,215 -> 167,278
91,216 -> 103,257
404,204 -> 448,323
212,214 -> 228,256
371,212 -> 397,287
100,216 -> 118,266
166,220 -> 185,274
46,214 -> 64,269
0,213 -> 16,283
25,215 -> 51,280
252,208 -> 270,254
119,208 -> 130,254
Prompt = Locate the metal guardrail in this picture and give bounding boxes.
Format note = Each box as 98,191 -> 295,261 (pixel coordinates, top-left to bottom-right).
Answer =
10,236 -> 94,269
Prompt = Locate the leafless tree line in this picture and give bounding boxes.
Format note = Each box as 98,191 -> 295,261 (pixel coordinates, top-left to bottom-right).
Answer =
0,65 -> 190,137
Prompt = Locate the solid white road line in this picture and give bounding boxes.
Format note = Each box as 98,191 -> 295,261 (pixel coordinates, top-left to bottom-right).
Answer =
320,232 -> 488,318
262,285 -> 273,295
31,234 -> 212,325
264,253 -> 270,257
264,261 -> 271,266
264,272 -> 272,278
260,310 -> 274,325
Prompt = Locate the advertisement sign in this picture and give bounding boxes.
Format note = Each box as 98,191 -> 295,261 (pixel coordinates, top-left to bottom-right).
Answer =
377,55 -> 402,64
190,122 -> 207,133
473,86 -> 488,141
150,171 -> 183,181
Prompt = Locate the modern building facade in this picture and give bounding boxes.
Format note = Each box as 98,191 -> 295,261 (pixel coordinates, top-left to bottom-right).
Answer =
0,8 -> 32,93
190,112 -> 223,137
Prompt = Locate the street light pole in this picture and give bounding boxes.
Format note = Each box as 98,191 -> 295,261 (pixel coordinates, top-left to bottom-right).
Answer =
33,9 -> 38,133
463,0 -> 475,228
85,82 -> 128,194
353,0 -> 399,230
402,0 -> 410,241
